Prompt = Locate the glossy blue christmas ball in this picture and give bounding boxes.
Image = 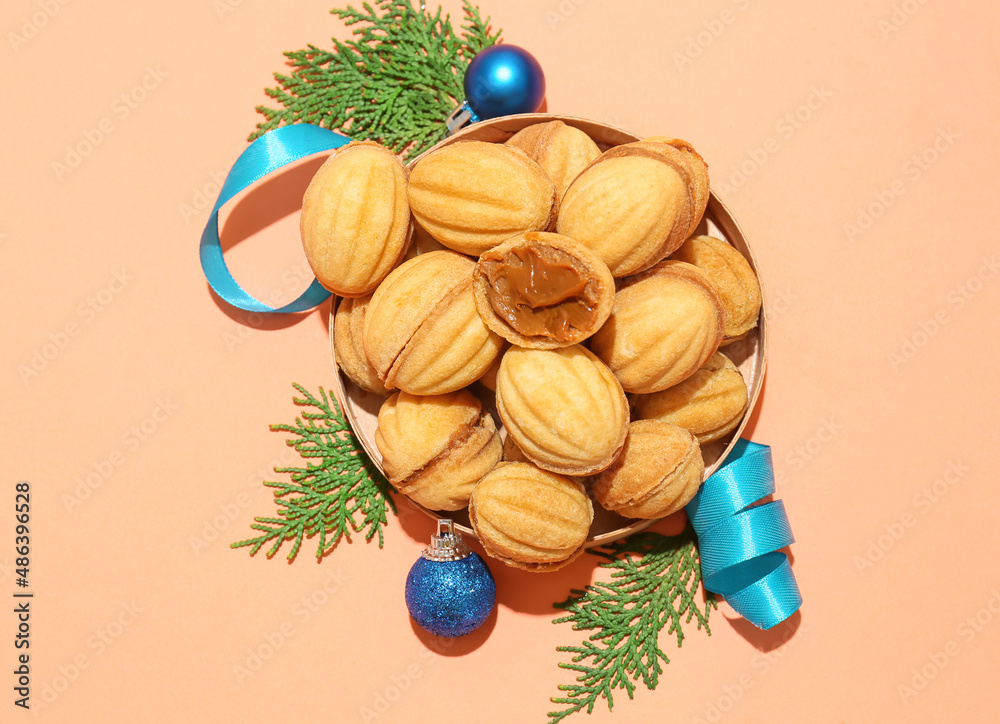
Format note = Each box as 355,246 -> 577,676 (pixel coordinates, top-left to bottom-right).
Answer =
463,44 -> 545,120
405,553 -> 496,638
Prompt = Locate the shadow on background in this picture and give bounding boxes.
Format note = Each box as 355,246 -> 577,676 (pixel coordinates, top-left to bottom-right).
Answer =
725,608 -> 802,653
739,370 -> 767,442
218,155 -> 326,253
206,286 -> 320,329
204,153 -> 331,328
409,605 -> 497,656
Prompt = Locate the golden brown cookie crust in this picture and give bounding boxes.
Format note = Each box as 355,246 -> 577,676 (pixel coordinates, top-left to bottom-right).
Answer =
590,420 -> 704,519
557,146 -> 692,278
505,120 -> 601,204
374,390 -> 501,511
671,235 -> 762,344
332,295 -> 389,395
363,250 -> 503,395
300,141 -> 411,296
495,345 -> 629,476
633,352 -> 749,445
406,141 -> 557,256
590,261 -> 726,394
469,462 -> 593,572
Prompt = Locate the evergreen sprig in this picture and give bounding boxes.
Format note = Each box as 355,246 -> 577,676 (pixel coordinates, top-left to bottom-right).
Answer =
232,383 -> 395,561
250,0 -> 502,159
548,528 -> 717,723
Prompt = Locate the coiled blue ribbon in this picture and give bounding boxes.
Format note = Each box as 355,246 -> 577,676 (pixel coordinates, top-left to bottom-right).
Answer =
199,124 -> 351,313
686,439 -> 802,630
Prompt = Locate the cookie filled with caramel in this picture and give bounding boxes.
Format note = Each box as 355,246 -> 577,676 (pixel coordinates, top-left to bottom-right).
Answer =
473,232 -> 615,349
320,116 -> 762,549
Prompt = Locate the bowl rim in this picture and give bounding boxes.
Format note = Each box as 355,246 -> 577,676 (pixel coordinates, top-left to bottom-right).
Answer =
330,112 -> 768,548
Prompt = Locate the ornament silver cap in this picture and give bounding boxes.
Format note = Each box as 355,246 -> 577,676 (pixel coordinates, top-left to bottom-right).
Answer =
422,519 -> 472,562
445,100 -> 479,136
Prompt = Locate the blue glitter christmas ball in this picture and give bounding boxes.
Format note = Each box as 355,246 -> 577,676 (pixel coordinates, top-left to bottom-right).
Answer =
405,553 -> 496,638
463,44 -> 545,120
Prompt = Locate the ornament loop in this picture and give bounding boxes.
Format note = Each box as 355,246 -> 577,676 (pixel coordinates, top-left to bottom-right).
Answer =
445,100 -> 480,136
422,518 -> 472,562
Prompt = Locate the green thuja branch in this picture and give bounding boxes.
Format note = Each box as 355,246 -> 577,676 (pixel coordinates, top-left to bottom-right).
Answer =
232,384 -> 395,562
250,0 -> 502,159
548,528 -> 716,723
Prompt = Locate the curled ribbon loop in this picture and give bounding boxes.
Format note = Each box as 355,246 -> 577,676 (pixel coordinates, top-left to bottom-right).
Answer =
686,439 -> 802,630
199,124 -> 351,313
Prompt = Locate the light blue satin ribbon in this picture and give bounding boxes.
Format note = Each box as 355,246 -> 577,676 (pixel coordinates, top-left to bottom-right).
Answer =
686,439 -> 802,630
199,124 -> 351,312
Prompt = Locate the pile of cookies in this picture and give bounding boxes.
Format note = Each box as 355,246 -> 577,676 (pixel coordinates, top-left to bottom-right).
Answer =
304,120 -> 761,572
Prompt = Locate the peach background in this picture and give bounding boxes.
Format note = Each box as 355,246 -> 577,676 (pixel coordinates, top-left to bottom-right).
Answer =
3,0 -> 999,722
